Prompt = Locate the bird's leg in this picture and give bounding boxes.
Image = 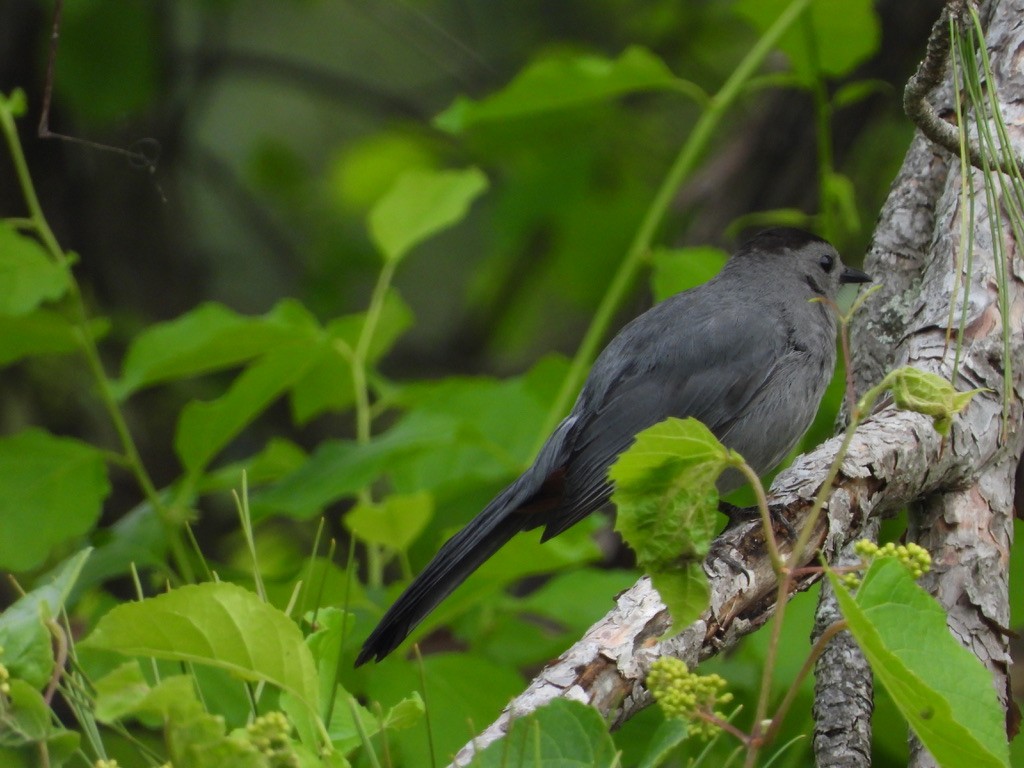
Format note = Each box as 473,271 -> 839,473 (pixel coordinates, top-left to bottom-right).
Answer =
705,538 -> 752,583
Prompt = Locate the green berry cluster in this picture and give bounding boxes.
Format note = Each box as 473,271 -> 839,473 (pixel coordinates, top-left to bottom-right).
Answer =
840,572 -> 862,590
246,711 -> 299,768
646,656 -> 732,739
853,539 -> 932,579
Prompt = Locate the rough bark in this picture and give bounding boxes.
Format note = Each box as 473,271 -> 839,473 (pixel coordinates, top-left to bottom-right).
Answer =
812,518 -> 879,768
451,0 -> 1024,763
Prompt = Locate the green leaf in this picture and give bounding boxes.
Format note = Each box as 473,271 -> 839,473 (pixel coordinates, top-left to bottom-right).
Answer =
473,699 -> 618,767
650,246 -> 727,302
93,667 -> 268,768
258,356 -> 568,519
327,131 -> 438,213
345,491 -> 433,552
368,167 -> 488,263
304,607 -> 348,726
830,560 -> 1009,768
81,582 -> 320,716
886,367 -> 983,436
115,299 -> 317,398
831,79 -> 891,109
0,550 -> 90,688
64,502 -> 166,595
637,717 -> 689,768
92,661 -> 159,724
823,171 -> 860,233
325,690 -> 423,754
733,0 -> 880,81
366,653 -> 523,763
175,343 -> 321,475
0,430 -> 110,572
0,310 -> 106,366
2,680 -> 53,742
388,356 -> 569,489
198,438 -> 307,495
289,290 -> 413,424
1,88 -> 29,117
516,568 -> 639,630
610,418 -> 732,632
252,423 -> 439,520
1,679 -> 82,761
0,224 -> 70,316
435,46 -> 701,132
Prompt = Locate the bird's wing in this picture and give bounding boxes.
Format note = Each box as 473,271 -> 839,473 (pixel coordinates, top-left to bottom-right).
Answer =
538,303 -> 788,540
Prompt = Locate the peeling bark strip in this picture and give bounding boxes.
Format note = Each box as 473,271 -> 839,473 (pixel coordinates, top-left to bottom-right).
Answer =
450,0 -> 1023,763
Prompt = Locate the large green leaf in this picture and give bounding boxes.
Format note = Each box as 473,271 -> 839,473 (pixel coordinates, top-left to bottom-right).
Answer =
473,699 -> 618,767
734,0 -> 879,81
0,310 -> 106,367
175,342 -> 321,475
80,581 -> 320,716
365,653 -> 524,765
345,491 -> 433,552
436,46 -> 699,132
0,430 -> 110,572
0,550 -> 91,688
0,224 -> 71,316
288,290 -> 413,424
368,167 -> 488,263
0,679 -> 80,764
387,355 -> 569,491
115,299 -> 317,398
92,666 -> 267,767
830,560 -> 1009,767
251,421 -> 442,520
610,418 -> 732,632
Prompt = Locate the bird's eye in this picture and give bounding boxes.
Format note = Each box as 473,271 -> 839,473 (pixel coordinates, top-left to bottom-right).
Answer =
819,253 -> 835,273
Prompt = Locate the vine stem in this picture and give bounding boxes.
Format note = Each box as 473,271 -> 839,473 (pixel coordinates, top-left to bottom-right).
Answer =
535,0 -> 814,448
0,97 -> 194,581
762,619 -> 848,746
733,460 -> 783,572
344,256 -> 399,588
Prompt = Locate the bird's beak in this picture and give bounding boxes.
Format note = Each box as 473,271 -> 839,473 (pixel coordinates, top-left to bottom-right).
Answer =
840,265 -> 872,284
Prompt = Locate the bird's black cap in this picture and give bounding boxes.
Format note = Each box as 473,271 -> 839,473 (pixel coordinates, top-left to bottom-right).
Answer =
738,227 -> 829,254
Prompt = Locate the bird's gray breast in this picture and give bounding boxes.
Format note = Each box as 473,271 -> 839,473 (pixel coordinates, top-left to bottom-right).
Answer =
716,297 -> 837,481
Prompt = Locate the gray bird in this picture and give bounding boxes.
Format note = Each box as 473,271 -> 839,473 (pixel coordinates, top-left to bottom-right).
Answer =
356,228 -> 870,665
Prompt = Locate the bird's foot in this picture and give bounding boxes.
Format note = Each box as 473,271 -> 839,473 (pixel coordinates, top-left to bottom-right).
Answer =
718,501 -> 797,541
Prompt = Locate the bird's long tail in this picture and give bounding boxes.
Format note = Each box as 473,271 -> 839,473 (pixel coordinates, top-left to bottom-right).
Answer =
354,486 -> 532,666
356,416 -> 577,666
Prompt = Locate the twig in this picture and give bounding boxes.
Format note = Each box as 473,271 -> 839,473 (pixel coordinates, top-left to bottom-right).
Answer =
903,1 -> 1023,176
38,0 -> 162,177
